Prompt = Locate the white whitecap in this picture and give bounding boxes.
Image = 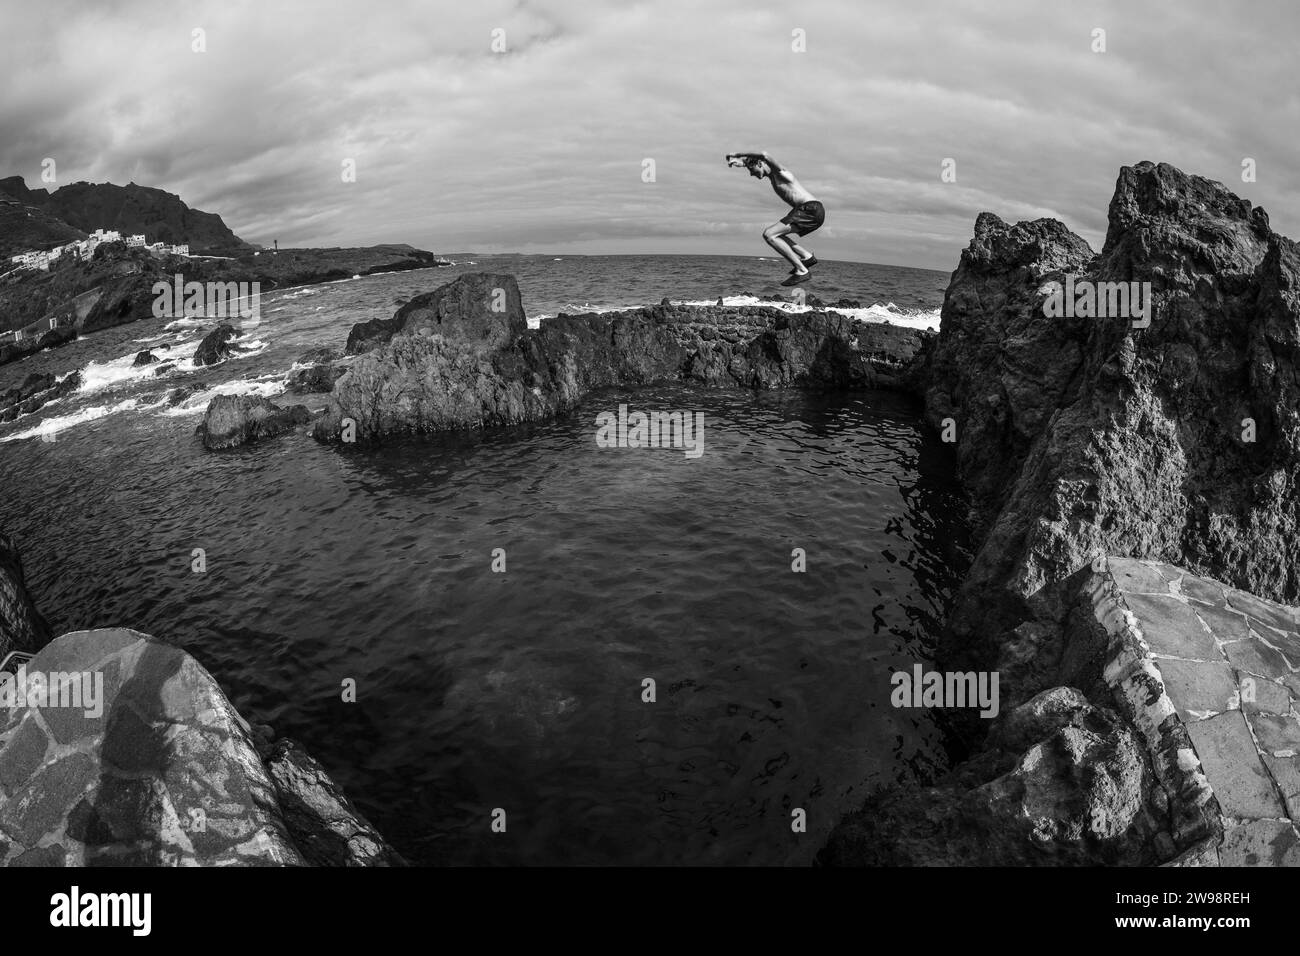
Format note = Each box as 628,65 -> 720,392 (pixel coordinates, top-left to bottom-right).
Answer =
154,376 -> 287,418
1,398 -> 142,442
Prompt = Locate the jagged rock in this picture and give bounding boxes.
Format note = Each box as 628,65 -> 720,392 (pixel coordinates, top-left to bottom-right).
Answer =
197,394 -> 310,449
345,272 -> 527,354
132,349 -> 157,367
393,272 -> 527,349
0,371 -> 81,423
297,346 -> 340,365
344,315 -> 402,355
0,533 -> 50,658
166,383 -> 205,406
261,738 -> 406,866
34,326 -> 76,351
2,372 -> 55,404
914,161 -> 1300,678
819,688 -> 1163,866
80,273 -> 159,335
827,160 -> 1300,867
317,275 -> 927,443
192,322 -> 240,366
286,348 -> 348,393
286,364 -> 346,394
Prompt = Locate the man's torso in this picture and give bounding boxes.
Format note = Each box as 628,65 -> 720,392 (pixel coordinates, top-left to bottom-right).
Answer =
769,170 -> 817,207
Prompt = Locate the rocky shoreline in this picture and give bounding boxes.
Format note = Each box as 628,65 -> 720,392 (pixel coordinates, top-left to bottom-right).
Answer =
0,242 -> 449,367
4,160 -> 1295,866
823,161 -> 1300,865
310,273 -> 924,444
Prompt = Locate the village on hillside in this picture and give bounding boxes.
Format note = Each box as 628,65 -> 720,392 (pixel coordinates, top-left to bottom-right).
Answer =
0,229 -> 192,346
6,228 -> 189,275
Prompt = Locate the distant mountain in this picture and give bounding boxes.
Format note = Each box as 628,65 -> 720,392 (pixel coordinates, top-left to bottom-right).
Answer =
0,181 -> 86,259
0,176 -> 249,257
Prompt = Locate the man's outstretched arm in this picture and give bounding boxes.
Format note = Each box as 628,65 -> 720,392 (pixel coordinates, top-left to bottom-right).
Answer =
726,150 -> 784,172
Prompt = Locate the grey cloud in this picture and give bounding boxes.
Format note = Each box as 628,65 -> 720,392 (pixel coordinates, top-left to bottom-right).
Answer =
0,0 -> 1295,272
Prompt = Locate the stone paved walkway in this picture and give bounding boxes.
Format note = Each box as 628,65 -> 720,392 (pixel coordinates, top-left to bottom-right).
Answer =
1101,558 -> 1300,866
0,628 -> 304,865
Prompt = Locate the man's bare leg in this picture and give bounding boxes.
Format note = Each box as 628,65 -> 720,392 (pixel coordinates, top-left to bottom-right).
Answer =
788,238 -> 814,263
763,222 -> 807,274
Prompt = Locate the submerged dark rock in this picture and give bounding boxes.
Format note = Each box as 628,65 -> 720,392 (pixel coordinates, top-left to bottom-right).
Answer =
132,349 -> 157,367
287,364 -> 346,394
0,370 -> 81,423
166,382 -> 205,406
192,322 -> 241,366
1,372 -> 56,407
197,394 -> 310,449
286,347 -> 349,393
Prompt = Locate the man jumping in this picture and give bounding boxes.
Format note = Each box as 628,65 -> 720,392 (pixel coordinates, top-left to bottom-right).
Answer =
725,150 -> 825,286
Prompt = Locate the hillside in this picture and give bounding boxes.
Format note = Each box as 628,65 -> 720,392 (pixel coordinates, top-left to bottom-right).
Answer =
0,176 -> 248,256
0,188 -> 86,259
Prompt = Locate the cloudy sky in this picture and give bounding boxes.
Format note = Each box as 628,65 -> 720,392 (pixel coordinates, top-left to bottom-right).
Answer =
1,0 -> 1295,270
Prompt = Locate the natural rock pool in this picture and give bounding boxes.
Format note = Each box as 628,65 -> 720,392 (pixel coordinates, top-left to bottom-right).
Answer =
0,380 -> 969,864
0,256 -> 969,864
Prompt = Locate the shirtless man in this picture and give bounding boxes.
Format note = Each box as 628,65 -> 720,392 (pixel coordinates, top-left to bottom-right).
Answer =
726,150 -> 824,286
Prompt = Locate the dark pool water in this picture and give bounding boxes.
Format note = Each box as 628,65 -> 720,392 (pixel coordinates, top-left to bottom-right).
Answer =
0,258 -> 967,865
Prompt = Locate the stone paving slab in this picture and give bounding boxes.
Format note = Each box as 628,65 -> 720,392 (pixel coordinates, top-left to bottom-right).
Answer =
1120,591 -> 1219,659
1099,557 -> 1300,866
1219,820 -> 1300,867
1185,712 -> 1285,819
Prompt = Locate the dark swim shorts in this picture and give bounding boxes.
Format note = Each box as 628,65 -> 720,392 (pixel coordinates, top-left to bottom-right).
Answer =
780,200 -> 825,236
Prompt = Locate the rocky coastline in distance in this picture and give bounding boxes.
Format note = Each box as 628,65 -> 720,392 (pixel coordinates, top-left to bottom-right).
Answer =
0,242 -> 449,368
0,173 -> 451,366
4,160 -> 1299,866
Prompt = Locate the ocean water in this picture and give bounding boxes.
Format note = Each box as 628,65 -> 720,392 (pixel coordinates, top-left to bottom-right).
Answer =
0,253 -> 967,865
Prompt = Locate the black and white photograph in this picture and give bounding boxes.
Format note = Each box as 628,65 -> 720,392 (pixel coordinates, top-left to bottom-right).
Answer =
0,0 -> 1292,937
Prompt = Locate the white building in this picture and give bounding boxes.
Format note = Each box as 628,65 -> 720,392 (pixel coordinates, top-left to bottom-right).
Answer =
5,227 -> 175,273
